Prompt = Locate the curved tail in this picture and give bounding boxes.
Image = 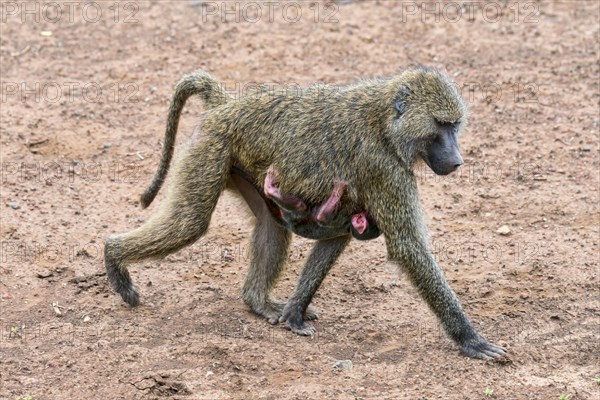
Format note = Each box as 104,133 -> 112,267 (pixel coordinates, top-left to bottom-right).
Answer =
140,70 -> 231,208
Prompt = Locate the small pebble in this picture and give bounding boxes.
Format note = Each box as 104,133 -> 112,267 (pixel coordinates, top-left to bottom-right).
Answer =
496,225 -> 511,236
8,202 -> 19,209
36,270 -> 54,279
52,303 -> 62,316
332,360 -> 353,371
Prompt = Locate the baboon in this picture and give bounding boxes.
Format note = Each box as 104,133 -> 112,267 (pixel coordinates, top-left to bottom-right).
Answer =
263,165 -> 380,240
105,67 -> 507,359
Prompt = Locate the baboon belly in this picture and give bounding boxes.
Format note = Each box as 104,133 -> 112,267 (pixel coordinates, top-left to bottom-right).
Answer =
230,166 -> 378,241
271,207 -> 353,240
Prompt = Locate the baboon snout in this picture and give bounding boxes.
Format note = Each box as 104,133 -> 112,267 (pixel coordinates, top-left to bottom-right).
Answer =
450,152 -> 464,171
441,151 -> 463,175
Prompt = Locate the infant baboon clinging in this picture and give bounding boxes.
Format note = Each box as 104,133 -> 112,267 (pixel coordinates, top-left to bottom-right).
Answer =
105,67 -> 506,360
264,165 -> 379,240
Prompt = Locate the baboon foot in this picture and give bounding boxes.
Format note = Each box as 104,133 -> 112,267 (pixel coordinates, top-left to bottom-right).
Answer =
282,315 -> 317,336
303,304 -> 319,320
460,336 -> 507,360
119,285 -> 140,307
279,302 -> 317,336
244,298 -> 285,325
247,300 -> 282,325
104,244 -> 140,307
288,321 -> 317,336
247,299 -> 319,325
269,299 -> 319,321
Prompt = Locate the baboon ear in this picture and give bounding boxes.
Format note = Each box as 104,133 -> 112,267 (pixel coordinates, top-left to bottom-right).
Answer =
394,100 -> 406,115
394,87 -> 413,116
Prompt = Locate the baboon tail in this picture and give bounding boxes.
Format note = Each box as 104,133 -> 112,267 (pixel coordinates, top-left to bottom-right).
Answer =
140,70 -> 231,209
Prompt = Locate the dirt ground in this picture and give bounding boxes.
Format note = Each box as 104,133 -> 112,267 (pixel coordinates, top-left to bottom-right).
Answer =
1,1 -> 599,399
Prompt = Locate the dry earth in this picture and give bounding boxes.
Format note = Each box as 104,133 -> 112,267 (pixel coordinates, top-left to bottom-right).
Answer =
0,1 -> 599,399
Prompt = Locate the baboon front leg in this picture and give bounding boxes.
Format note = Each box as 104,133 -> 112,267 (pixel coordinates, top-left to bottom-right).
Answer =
391,242 -> 507,359
105,138 -> 230,306
280,235 -> 351,335
370,176 -> 506,360
232,175 -> 318,323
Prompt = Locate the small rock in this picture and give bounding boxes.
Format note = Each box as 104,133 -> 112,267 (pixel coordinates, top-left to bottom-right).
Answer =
205,371 -> 214,377
222,250 -> 235,262
496,225 -> 511,236
83,315 -> 91,323
520,293 -> 529,300
52,303 -> 62,316
103,143 -> 111,149
332,360 -> 353,371
76,249 -> 92,258
69,276 -> 87,284
581,146 -> 591,152
36,270 -> 54,279
8,202 -> 20,210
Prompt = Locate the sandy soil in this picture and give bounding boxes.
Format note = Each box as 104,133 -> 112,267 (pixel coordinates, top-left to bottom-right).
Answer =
1,1 -> 599,399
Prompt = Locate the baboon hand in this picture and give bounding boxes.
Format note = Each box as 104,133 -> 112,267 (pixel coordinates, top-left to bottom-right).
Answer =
460,335 -> 507,360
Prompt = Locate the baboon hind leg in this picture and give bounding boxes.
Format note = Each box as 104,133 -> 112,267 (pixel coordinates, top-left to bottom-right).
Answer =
232,175 -> 318,324
280,234 -> 351,335
105,139 -> 230,306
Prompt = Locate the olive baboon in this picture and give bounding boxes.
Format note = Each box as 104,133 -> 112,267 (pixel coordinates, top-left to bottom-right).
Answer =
105,67 -> 507,359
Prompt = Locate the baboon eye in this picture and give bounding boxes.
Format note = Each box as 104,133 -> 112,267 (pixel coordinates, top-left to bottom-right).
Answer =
435,119 -> 457,129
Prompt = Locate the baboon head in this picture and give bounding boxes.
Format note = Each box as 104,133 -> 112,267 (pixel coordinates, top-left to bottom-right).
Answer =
388,67 -> 468,176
